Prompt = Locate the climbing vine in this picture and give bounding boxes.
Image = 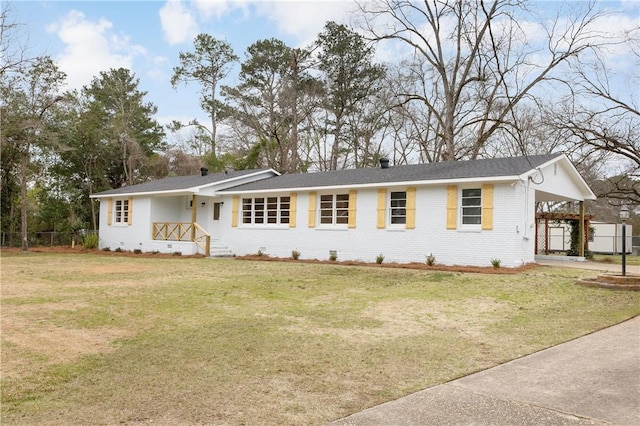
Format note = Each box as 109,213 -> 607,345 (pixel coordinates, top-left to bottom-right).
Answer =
561,219 -> 594,258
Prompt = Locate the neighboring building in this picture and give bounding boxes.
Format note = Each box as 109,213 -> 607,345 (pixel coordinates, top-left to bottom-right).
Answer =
90,153 -> 596,267
536,221 -> 633,255
588,222 -> 633,254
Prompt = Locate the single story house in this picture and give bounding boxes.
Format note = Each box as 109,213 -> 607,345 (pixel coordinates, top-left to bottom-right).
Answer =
90,152 -> 596,267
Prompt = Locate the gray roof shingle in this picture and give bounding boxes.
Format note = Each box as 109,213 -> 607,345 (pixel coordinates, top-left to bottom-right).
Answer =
92,169 -> 273,197
92,153 -> 564,197
221,153 -> 564,192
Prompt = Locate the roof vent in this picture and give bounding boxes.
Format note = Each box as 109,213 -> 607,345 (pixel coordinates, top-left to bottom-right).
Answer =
200,167 -> 208,176
379,157 -> 390,169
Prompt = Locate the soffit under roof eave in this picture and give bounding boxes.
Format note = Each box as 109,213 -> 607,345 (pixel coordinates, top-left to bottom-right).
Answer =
534,189 -> 597,203
519,156 -> 597,201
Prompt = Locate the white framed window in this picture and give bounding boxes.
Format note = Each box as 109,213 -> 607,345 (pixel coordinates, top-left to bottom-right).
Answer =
389,191 -> 407,225
319,193 -> 349,225
461,188 -> 482,225
242,196 -> 290,225
114,199 -> 129,224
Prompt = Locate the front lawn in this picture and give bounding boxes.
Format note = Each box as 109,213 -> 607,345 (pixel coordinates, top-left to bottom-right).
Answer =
1,252 -> 638,425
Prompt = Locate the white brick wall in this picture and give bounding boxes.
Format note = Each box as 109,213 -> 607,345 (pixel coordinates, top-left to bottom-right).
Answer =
217,181 -> 537,268
97,180 -> 537,266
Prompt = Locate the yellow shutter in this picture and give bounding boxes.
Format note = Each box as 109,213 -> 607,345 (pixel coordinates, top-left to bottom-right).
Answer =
406,187 -> 416,229
289,192 -> 297,228
376,189 -> 386,229
127,197 -> 133,225
231,196 -> 239,228
107,198 -> 113,226
446,185 -> 457,230
348,190 -> 357,228
308,192 -> 316,228
482,184 -> 494,230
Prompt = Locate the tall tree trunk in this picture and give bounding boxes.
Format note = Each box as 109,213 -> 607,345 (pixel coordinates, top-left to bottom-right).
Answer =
330,113 -> 342,170
19,147 -> 28,251
210,82 -> 217,162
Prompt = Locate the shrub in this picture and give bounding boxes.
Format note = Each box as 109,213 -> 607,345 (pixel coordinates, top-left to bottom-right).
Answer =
329,251 -> 338,261
426,253 -> 436,266
376,253 -> 384,264
133,249 -> 142,254
83,233 -> 99,249
257,248 -> 264,256
102,247 -> 111,252
173,251 -> 182,256
115,247 -> 123,253
491,258 -> 501,268
291,250 -> 301,260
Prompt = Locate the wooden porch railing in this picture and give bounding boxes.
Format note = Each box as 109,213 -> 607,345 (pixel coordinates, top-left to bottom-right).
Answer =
152,222 -> 210,257
192,222 -> 210,257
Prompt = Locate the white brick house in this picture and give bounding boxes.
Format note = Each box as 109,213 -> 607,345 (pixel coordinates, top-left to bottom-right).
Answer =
90,153 -> 596,267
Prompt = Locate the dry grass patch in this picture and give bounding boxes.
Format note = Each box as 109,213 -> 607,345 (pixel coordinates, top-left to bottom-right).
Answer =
1,251 -> 639,425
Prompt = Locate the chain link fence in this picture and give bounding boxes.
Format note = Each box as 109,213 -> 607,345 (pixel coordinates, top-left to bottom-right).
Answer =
1,231 -> 98,248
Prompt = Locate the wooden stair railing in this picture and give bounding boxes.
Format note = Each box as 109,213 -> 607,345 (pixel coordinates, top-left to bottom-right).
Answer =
152,222 -> 210,256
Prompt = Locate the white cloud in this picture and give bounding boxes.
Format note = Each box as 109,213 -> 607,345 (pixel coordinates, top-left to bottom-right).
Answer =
255,0 -> 356,47
159,0 -> 199,45
194,0 -> 251,20
46,10 -> 145,90
589,13 -> 638,57
146,55 -> 171,83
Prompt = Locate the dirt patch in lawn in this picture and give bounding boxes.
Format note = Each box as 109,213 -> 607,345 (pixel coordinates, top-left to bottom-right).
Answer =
285,297 -> 514,342
1,303 -> 133,380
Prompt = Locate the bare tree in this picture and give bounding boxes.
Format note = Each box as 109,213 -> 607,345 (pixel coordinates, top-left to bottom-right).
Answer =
357,0 -> 607,161
0,2 -> 32,77
546,27 -> 639,204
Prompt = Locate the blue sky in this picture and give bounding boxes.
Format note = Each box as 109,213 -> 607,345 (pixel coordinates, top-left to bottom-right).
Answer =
11,0 -> 640,145
13,1 -> 356,129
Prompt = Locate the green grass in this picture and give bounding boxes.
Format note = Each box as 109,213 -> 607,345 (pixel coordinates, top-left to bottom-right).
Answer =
1,252 -> 639,425
592,253 -> 640,265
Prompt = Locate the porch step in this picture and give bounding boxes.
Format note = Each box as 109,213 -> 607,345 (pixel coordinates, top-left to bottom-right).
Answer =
210,240 -> 234,258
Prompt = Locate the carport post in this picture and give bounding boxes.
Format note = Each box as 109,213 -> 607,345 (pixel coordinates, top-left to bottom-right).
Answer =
191,195 -> 197,241
621,205 -> 629,276
579,201 -> 585,258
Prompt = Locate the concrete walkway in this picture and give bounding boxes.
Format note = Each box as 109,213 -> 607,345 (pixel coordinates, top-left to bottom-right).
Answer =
535,257 -> 640,275
330,317 -> 640,425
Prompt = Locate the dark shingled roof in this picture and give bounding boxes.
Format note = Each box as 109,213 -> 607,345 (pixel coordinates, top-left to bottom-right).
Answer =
92,169 -> 273,197
222,153 -> 564,192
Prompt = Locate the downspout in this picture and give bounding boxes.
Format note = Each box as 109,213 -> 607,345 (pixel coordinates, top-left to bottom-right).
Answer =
191,194 -> 197,241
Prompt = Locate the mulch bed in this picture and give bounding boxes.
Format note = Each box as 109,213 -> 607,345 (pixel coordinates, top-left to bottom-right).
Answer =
0,246 -> 205,259
2,246 -> 537,274
235,255 -> 538,275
